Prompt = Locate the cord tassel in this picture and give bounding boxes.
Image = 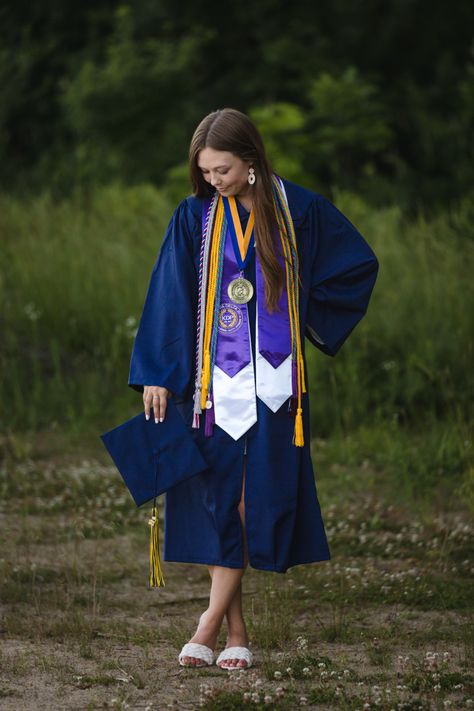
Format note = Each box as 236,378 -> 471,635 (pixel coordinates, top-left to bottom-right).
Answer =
148,504 -> 165,588
200,351 -> 211,410
205,406 -> 215,437
293,407 -> 304,447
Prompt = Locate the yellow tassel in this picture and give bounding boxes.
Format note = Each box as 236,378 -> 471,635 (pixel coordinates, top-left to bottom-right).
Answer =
201,350 -> 211,409
294,407 -> 304,447
148,505 -> 165,588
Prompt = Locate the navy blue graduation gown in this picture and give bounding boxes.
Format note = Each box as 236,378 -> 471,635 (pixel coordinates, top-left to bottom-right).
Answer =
129,179 -> 378,573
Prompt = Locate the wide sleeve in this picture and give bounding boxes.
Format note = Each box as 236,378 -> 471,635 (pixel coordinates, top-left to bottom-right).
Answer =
128,199 -> 198,399
305,195 -> 379,356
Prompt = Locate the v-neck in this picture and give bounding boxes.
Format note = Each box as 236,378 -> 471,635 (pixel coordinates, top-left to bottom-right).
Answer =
236,200 -> 250,216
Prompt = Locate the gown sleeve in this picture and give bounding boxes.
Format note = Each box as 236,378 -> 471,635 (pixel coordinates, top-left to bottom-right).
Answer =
128,198 -> 198,400
305,194 -> 379,357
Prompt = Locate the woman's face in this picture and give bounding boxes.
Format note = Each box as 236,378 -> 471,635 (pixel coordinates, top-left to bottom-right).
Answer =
197,147 -> 252,197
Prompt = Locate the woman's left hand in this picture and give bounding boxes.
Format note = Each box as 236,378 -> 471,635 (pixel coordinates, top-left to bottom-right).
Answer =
143,385 -> 173,423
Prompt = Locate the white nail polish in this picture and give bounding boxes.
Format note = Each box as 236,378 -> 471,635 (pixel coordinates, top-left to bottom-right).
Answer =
160,417 -> 164,423
145,415 -> 150,420
155,418 -> 159,424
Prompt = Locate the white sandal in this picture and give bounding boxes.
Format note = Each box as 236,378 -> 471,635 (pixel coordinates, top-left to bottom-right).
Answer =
216,646 -> 253,670
178,642 -> 215,667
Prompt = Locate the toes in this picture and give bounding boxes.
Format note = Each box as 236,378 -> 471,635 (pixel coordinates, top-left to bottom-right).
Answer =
181,655 -> 205,667
217,657 -> 249,670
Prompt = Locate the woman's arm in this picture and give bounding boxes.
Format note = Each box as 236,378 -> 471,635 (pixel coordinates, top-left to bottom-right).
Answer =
129,198 -> 199,400
305,194 -> 379,356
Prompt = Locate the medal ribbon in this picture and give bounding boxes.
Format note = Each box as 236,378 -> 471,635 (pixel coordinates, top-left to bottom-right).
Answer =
223,197 -> 255,269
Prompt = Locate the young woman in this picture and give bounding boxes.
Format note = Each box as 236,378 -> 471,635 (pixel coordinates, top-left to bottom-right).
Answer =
129,108 -> 378,670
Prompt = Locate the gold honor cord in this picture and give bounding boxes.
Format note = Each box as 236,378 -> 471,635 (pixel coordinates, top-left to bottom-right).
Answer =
201,199 -> 225,411
272,176 -> 306,446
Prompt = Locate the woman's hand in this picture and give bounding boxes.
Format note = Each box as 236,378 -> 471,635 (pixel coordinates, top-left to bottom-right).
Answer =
143,385 -> 173,423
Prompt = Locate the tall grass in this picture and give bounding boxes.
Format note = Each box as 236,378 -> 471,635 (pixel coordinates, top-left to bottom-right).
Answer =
1,184 -> 472,501
306,191 -> 473,434
1,185 -> 170,430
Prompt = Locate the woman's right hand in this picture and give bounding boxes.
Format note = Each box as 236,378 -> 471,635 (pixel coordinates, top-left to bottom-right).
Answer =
143,385 -> 172,423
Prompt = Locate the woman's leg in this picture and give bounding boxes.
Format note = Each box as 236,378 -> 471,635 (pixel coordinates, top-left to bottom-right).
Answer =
215,457 -> 250,668
179,566 -> 245,665
181,455 -> 249,668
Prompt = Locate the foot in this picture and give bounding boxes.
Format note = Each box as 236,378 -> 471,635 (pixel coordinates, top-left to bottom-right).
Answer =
180,610 -> 221,667
217,627 -> 251,669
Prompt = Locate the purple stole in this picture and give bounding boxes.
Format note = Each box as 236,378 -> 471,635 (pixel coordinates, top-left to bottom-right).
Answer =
202,181 -> 294,441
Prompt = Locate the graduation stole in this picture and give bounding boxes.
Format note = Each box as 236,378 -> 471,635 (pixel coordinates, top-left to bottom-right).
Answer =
192,174 -> 306,446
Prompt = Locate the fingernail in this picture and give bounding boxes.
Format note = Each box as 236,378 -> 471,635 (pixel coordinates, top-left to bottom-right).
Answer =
159,417 -> 164,423
155,418 -> 159,424
145,415 -> 150,420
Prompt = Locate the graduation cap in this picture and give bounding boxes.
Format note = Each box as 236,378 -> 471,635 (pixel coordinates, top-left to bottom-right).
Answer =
100,399 -> 208,587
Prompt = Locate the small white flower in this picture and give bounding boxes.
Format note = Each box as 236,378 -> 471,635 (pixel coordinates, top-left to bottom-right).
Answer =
274,671 -> 282,679
296,635 -> 308,650
264,695 -> 273,705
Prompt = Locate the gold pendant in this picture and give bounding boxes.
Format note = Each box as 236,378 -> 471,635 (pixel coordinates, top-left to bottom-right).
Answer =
227,277 -> 254,304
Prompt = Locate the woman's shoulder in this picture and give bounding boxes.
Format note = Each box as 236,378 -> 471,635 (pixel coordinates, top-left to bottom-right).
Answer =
164,195 -> 203,238
170,194 -> 202,220
279,177 -> 323,225
182,194 -> 205,221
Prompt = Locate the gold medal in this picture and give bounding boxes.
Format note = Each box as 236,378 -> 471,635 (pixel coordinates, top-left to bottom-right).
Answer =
228,277 -> 254,304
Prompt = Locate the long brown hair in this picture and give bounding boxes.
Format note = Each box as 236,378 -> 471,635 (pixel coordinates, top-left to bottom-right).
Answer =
189,108 -> 285,313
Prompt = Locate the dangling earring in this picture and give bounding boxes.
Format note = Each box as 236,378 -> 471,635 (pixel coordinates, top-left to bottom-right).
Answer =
248,167 -> 256,185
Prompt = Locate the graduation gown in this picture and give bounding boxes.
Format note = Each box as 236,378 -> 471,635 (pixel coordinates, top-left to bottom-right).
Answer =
129,179 -> 378,573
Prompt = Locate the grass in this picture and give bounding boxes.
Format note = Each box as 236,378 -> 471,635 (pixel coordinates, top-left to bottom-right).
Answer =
0,435 -> 473,710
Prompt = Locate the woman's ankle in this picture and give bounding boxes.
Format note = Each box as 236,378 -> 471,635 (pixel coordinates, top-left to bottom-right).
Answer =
226,617 -> 247,636
199,608 -> 223,631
